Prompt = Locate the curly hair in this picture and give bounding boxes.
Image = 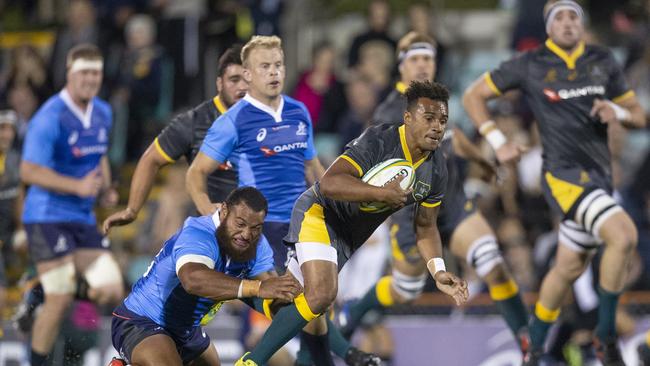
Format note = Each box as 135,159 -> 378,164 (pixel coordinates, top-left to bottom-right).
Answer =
405,80 -> 449,111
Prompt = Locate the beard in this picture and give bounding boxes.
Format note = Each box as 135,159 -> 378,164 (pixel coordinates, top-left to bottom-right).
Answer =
216,223 -> 258,262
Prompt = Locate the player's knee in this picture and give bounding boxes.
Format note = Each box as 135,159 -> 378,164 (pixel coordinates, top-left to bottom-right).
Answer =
553,258 -> 584,282
84,253 -> 124,304
482,263 -> 510,286
40,261 -> 77,303
466,235 -> 504,278
390,269 -> 426,303
304,285 -> 336,315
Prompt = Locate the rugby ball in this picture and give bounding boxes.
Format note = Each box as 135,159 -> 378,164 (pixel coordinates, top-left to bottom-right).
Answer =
359,158 -> 415,213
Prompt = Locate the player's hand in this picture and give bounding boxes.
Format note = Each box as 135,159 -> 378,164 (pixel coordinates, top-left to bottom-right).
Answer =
99,187 -> 119,208
77,168 -> 103,197
590,99 -> 622,124
102,207 -> 137,234
433,271 -> 469,306
380,175 -> 412,209
494,142 -> 525,164
259,273 -> 302,302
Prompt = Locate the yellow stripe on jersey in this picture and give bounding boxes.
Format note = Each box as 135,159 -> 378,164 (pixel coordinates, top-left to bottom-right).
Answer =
421,200 -> 441,208
395,81 -> 407,95
298,204 -> 331,244
612,90 -> 636,104
544,172 -> 584,213
535,302 -> 560,323
390,224 -> 405,261
375,276 -> 395,306
545,39 -> 585,70
484,72 -> 502,96
0,153 -> 5,175
398,125 -> 412,163
213,95 -> 227,114
339,155 -> 363,176
154,137 -> 175,163
294,293 -> 320,321
489,279 -> 519,301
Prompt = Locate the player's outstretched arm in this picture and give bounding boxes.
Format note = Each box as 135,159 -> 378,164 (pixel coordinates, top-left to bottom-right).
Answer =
20,161 -> 103,197
319,157 -> 410,208
186,152 -> 222,216
415,205 -> 469,306
178,262 -> 301,302
103,142 -> 171,234
463,76 -> 525,164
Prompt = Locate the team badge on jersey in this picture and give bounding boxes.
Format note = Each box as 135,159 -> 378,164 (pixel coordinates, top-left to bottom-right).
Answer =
296,121 -> 307,136
413,181 -> 431,201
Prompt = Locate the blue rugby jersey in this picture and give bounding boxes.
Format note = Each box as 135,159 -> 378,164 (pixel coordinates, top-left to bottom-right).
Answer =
124,213 -> 274,329
22,89 -> 112,224
200,94 -> 317,223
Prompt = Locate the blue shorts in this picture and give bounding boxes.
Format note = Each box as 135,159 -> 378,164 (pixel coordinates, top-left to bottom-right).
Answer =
263,221 -> 289,271
25,222 -> 108,262
111,303 -> 211,365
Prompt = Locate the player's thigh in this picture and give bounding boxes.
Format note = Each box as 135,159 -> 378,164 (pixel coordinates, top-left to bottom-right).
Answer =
552,241 -> 592,280
188,344 -> 220,366
598,209 -> 638,247
131,333 -> 183,366
448,212 -> 493,259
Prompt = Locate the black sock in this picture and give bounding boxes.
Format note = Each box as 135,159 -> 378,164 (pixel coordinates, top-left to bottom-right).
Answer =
301,331 -> 334,366
31,349 -> 48,366
75,278 -> 90,301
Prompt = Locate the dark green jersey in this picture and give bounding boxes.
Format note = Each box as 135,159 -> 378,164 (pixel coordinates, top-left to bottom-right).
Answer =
487,39 -> 634,177
309,123 -> 447,249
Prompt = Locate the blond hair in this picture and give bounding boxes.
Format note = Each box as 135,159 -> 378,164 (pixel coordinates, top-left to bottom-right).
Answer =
241,35 -> 283,66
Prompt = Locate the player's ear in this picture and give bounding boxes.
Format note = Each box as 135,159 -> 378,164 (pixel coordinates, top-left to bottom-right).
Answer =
403,109 -> 412,125
219,204 -> 228,221
216,76 -> 223,94
243,68 -> 252,83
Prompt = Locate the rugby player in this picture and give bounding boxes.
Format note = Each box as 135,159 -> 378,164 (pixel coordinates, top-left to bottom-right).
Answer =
19,44 -> 124,366
339,31 -> 530,350
188,36 -> 379,366
110,187 -> 301,366
102,45 -> 247,233
462,1 -> 646,364
235,81 -> 469,366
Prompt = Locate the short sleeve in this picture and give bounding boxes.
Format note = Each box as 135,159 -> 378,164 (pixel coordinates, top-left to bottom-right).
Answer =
421,154 -> 448,208
156,112 -> 193,162
172,226 -> 220,274
486,54 -> 527,95
199,114 -> 238,163
340,127 -> 382,177
22,110 -> 59,167
248,235 -> 274,278
605,51 -> 634,103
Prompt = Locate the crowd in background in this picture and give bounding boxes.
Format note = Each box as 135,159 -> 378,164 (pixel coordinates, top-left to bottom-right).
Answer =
1,0 -> 650,358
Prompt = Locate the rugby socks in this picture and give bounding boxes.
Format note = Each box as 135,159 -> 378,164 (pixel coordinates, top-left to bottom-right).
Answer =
246,294 -> 318,364
300,331 -> 335,366
30,349 -> 48,366
489,279 -> 529,339
341,276 -> 393,337
326,317 -> 352,356
595,286 -> 620,341
295,337 -> 313,366
529,302 -> 561,351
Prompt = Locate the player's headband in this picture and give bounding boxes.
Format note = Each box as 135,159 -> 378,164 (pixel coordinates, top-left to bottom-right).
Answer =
398,42 -> 436,64
545,1 -> 584,34
69,58 -> 103,73
0,110 -> 17,126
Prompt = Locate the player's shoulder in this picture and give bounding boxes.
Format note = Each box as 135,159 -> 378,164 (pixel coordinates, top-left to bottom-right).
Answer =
282,95 -> 311,116
584,44 -> 616,61
182,215 -> 217,234
364,122 -> 399,139
92,97 -> 112,117
30,94 -> 65,125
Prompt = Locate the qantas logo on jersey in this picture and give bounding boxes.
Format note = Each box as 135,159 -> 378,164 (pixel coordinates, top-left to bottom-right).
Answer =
260,142 -> 309,157
543,85 -> 605,102
72,145 -> 108,158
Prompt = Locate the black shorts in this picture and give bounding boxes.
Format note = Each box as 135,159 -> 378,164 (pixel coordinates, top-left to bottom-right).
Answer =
111,303 -> 211,365
25,222 -> 107,262
263,221 -> 290,272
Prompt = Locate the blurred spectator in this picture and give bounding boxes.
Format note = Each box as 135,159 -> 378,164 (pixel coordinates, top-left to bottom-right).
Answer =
355,40 -> 393,100
336,75 -> 378,151
49,0 -> 100,90
510,0 -> 546,51
0,110 -> 23,313
112,14 -> 171,162
1,45 -> 53,105
292,41 -> 338,129
7,84 -> 39,148
347,0 -> 396,68
248,0 -> 285,36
